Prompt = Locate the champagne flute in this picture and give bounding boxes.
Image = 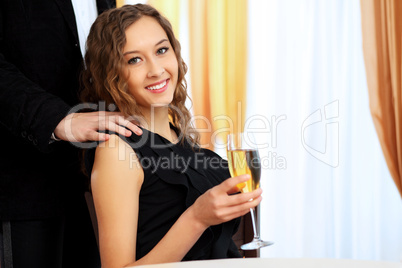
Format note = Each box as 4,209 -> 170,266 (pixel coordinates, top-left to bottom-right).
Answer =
227,132 -> 273,250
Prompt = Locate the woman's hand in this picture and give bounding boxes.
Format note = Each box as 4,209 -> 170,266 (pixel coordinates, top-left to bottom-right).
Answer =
54,111 -> 142,142
188,174 -> 262,230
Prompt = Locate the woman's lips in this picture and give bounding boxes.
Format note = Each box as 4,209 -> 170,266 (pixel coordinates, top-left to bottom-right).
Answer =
145,79 -> 169,93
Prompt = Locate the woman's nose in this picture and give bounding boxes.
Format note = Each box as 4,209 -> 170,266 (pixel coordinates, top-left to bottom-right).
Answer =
147,58 -> 165,78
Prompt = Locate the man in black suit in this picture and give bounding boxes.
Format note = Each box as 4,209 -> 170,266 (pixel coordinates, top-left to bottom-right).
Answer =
0,1 -> 141,267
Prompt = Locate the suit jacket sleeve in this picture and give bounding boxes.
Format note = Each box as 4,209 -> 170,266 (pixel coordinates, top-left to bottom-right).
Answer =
0,3 -> 72,153
0,0 -> 116,153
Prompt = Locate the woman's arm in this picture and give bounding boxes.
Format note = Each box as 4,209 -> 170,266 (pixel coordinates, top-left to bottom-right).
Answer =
91,134 -> 144,268
92,135 -> 262,268
131,174 -> 262,267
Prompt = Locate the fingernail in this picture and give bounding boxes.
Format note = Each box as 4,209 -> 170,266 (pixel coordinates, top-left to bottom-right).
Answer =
135,129 -> 143,135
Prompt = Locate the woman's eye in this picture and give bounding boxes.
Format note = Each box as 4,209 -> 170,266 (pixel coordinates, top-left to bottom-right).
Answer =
157,47 -> 169,55
128,57 -> 142,65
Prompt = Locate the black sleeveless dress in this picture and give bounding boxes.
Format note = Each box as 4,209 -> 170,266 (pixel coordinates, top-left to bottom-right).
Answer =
85,125 -> 241,261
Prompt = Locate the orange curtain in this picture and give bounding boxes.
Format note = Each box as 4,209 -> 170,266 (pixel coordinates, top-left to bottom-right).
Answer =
116,0 -> 124,8
147,0 -> 181,36
119,0 -> 181,35
188,0 -> 248,149
360,0 -> 402,197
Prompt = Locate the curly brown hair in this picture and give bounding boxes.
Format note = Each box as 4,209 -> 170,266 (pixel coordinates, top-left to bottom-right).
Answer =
80,4 -> 199,146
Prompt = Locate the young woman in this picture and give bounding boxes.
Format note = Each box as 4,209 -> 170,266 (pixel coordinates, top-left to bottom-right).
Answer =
81,4 -> 262,268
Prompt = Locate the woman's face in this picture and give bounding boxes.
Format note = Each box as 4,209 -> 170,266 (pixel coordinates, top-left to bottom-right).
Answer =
123,16 -> 178,111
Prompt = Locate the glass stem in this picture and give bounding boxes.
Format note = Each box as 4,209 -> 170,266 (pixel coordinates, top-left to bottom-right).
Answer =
250,207 -> 260,240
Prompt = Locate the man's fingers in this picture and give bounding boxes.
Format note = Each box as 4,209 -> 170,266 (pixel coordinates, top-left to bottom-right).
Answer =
90,131 -> 109,142
100,113 -> 142,136
56,111 -> 142,143
115,116 -> 142,135
103,120 -> 132,137
95,113 -> 142,137
125,121 -> 142,135
98,132 -> 110,141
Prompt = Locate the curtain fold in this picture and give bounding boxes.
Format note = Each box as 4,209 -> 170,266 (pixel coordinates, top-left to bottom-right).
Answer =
188,0 -> 212,148
189,0 -> 248,149
147,0 -> 181,36
116,0 -> 124,8
360,0 -> 402,197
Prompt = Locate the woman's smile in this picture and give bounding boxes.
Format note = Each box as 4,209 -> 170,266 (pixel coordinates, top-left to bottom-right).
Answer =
145,78 -> 170,93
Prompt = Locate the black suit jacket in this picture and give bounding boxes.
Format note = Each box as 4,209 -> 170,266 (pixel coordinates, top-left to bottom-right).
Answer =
0,0 -> 114,220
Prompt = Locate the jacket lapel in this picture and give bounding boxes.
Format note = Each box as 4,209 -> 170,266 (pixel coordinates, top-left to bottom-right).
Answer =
53,0 -> 79,43
52,0 -> 115,45
96,0 -> 116,14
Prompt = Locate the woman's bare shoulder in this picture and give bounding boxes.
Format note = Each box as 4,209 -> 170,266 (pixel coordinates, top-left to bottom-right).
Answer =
92,134 -> 144,186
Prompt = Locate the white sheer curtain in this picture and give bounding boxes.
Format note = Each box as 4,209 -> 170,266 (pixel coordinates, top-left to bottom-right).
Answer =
246,0 -> 402,261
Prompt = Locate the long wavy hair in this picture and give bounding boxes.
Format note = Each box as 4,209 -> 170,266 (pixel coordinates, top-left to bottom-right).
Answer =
80,4 -> 199,146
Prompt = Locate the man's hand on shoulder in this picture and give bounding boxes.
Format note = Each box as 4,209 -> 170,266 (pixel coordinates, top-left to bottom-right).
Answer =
53,112 -> 143,142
